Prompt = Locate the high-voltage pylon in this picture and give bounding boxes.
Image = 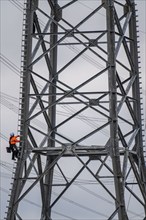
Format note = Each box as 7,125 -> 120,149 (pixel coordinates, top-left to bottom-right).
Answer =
6,0 -> 146,219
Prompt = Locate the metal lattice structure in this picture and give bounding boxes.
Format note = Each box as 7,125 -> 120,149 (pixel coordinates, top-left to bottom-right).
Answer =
6,0 -> 146,219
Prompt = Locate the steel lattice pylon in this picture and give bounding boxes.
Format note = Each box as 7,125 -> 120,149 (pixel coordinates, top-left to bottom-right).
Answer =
6,0 -> 146,220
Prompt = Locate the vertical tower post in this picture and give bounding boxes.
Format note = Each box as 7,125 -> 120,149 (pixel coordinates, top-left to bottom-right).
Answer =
42,1 -> 60,219
106,1 -> 128,219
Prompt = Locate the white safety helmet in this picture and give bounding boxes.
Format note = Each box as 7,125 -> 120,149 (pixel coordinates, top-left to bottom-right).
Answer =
10,132 -> 14,137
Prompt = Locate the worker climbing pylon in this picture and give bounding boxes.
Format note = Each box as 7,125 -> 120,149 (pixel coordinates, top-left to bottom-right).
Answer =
8,132 -> 20,160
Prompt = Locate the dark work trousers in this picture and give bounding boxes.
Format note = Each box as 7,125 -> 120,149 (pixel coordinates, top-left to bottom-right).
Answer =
10,144 -> 19,160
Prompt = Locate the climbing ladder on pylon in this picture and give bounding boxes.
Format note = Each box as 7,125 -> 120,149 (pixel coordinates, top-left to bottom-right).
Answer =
5,1 -> 30,218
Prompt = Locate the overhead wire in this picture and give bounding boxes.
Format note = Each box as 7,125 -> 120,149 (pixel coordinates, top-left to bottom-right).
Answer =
9,0 -> 45,28
0,97 -> 47,130
9,0 -> 23,11
0,133 -> 9,142
1,96 -> 19,114
0,53 -> 43,90
1,91 -> 19,103
0,54 -> 20,77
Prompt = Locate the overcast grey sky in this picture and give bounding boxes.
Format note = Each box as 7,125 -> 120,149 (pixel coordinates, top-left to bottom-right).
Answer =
0,0 -> 146,219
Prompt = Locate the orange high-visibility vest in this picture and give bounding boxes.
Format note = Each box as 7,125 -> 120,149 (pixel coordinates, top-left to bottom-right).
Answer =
10,136 -> 20,145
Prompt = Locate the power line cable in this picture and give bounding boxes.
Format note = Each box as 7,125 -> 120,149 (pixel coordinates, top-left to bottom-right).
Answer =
9,0 -> 23,11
